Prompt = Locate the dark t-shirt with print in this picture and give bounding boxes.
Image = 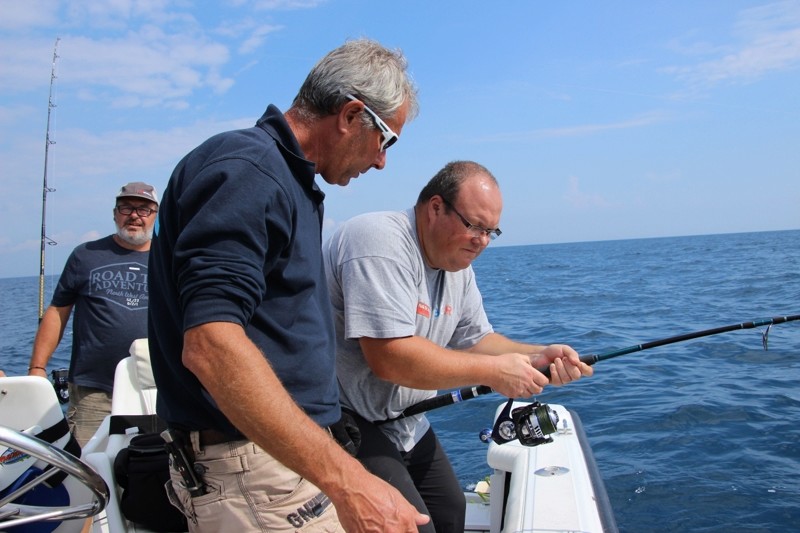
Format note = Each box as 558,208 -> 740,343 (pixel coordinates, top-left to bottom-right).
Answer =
51,235 -> 149,392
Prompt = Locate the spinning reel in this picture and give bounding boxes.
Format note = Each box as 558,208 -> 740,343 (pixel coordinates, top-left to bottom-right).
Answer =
51,368 -> 69,405
480,399 -> 559,447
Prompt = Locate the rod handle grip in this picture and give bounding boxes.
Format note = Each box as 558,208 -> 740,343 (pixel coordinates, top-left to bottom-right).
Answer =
538,353 -> 599,380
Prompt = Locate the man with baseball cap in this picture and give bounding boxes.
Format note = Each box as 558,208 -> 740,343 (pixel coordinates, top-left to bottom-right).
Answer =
28,181 -> 159,445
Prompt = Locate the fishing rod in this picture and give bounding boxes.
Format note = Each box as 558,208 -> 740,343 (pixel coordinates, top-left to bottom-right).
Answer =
389,314 -> 800,422
38,37 -> 60,322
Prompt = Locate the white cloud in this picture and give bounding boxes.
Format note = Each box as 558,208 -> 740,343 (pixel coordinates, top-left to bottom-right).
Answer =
252,0 -> 328,10
46,117 -> 253,183
214,18 -> 284,55
474,111 -> 669,143
0,0 -> 59,30
0,3 -> 254,108
564,176 -> 612,209
238,24 -> 283,54
62,0 -> 193,30
0,104 -> 38,129
664,1 -> 800,87
58,33 -> 234,108
535,112 -> 668,139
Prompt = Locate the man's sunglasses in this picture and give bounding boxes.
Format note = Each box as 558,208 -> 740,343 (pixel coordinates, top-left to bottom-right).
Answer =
346,94 -> 398,151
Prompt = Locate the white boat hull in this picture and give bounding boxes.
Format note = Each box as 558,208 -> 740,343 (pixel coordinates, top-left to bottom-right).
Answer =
465,402 -> 616,532
1,341 -> 616,532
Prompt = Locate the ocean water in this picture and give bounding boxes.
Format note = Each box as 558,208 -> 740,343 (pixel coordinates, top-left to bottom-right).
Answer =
2,229 -> 799,532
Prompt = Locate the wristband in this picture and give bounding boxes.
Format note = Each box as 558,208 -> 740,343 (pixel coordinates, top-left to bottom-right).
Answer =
29,366 -> 47,372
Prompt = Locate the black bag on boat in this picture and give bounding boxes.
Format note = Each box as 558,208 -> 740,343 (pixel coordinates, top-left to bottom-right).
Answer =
114,431 -> 188,532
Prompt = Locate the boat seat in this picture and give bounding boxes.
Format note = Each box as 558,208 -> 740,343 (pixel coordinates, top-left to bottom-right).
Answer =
111,338 -> 158,417
0,375 -> 97,533
82,338 -> 185,533
84,337 -> 158,457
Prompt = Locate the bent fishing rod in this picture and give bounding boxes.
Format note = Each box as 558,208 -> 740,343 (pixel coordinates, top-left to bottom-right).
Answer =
389,314 -> 800,422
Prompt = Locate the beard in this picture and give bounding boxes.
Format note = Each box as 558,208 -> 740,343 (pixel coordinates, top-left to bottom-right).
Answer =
116,224 -> 153,246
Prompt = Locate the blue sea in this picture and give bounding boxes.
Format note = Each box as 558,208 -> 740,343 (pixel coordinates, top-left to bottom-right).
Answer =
2,229 -> 799,532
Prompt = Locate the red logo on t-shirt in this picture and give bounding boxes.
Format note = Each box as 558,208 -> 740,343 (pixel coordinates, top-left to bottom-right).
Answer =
444,304 -> 453,316
416,302 -> 431,318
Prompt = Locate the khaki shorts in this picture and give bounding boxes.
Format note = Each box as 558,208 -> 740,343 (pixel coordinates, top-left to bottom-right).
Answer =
66,384 -> 112,447
167,434 -> 344,532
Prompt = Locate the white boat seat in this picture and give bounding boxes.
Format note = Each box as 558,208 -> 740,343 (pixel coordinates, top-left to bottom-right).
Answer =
111,338 -> 157,417
83,338 -> 186,532
0,376 -> 97,533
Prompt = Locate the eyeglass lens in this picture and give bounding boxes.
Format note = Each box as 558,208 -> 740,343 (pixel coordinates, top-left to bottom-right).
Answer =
117,205 -> 156,217
445,200 -> 501,240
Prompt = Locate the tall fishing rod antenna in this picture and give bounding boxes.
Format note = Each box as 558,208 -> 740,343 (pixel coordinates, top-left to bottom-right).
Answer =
388,314 -> 800,422
38,37 -> 60,322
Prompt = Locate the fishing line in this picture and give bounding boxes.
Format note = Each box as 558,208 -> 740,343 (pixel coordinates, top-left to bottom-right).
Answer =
387,314 -> 800,422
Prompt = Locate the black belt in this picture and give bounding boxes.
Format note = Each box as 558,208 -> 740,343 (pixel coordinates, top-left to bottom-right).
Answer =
196,428 -> 245,447
196,424 -> 344,449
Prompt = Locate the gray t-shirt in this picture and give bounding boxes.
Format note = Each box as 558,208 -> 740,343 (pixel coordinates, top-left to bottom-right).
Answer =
323,208 -> 492,451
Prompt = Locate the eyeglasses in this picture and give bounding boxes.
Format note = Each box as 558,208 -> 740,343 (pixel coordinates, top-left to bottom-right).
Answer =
443,199 -> 502,241
116,205 -> 157,217
345,94 -> 399,151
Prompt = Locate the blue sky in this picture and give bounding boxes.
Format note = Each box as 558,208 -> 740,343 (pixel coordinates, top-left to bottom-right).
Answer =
1,0 -> 798,280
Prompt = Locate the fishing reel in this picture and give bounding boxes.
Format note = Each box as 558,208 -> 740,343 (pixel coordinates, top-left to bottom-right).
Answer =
480,399 -> 559,447
51,368 -> 69,404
